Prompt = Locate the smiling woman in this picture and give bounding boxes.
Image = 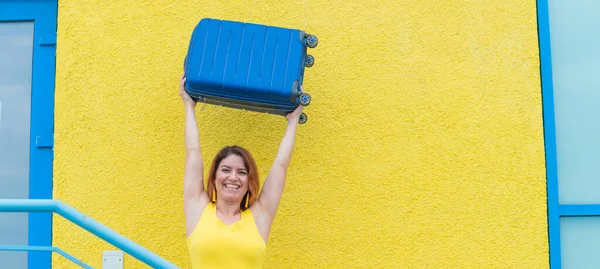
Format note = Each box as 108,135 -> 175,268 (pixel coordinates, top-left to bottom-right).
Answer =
206,146 -> 260,214
178,73 -> 303,269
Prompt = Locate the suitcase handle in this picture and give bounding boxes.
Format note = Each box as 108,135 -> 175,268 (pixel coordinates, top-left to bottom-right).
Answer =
291,81 -> 301,103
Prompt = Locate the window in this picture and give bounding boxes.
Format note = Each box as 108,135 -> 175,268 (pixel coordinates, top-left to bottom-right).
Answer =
538,0 -> 600,268
0,1 -> 57,268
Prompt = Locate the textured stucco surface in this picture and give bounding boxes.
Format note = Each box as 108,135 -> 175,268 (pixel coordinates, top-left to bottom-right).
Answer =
54,0 -> 548,268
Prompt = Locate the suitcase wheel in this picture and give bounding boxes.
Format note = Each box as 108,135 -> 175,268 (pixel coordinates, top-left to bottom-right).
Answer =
305,55 -> 315,68
305,34 -> 318,48
299,112 -> 308,124
299,92 -> 311,106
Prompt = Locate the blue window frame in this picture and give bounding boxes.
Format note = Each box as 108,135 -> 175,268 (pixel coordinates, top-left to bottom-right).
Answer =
0,1 -> 57,268
537,1 -> 560,267
538,0 -> 600,268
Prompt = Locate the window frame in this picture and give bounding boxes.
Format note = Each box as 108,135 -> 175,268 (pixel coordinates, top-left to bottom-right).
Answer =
0,1 -> 57,269
537,0 -> 600,268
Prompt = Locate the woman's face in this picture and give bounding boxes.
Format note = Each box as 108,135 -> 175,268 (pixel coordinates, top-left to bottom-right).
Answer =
214,154 -> 248,202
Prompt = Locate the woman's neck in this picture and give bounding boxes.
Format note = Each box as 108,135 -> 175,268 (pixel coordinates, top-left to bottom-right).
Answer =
215,199 -> 241,216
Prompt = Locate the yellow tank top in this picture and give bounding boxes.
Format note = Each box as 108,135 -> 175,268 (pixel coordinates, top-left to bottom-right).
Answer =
186,202 -> 266,269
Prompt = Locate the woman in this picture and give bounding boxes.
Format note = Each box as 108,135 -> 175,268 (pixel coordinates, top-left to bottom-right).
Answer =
179,73 -> 304,268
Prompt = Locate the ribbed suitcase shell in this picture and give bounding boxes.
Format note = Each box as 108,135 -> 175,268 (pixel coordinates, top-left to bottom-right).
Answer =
184,18 -> 309,115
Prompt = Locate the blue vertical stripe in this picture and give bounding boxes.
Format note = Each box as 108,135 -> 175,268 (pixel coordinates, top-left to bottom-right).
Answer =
537,0 -> 561,268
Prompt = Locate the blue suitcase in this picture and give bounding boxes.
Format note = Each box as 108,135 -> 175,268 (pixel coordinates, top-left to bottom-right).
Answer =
183,18 -> 318,124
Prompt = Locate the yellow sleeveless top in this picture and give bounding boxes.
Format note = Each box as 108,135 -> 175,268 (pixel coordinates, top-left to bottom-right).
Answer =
186,202 -> 266,269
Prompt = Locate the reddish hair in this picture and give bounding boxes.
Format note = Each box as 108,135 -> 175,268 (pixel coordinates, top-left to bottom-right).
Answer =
206,146 -> 259,210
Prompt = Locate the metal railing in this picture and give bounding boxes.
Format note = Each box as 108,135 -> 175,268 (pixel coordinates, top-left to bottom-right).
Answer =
0,245 -> 93,268
0,199 -> 179,269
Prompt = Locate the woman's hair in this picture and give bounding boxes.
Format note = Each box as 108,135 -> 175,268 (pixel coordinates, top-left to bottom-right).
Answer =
206,145 -> 259,210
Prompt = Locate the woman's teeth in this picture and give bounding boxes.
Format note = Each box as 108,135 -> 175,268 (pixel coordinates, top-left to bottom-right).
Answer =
225,184 -> 240,190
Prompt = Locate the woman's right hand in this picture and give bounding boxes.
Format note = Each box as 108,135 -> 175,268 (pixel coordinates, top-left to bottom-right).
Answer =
179,73 -> 197,108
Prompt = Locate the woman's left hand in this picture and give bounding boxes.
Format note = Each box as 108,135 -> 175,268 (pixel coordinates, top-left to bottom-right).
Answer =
286,105 -> 304,123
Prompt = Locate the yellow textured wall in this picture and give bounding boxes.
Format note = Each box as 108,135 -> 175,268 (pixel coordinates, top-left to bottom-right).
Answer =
54,0 -> 548,268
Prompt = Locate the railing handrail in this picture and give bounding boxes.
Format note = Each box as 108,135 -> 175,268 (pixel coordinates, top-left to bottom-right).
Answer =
0,245 -> 93,269
0,199 -> 179,269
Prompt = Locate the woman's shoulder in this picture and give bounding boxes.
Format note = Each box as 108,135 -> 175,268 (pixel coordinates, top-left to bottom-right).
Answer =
194,202 -> 215,225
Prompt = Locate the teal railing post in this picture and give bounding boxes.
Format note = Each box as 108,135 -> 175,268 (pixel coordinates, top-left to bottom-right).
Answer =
0,199 -> 179,269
